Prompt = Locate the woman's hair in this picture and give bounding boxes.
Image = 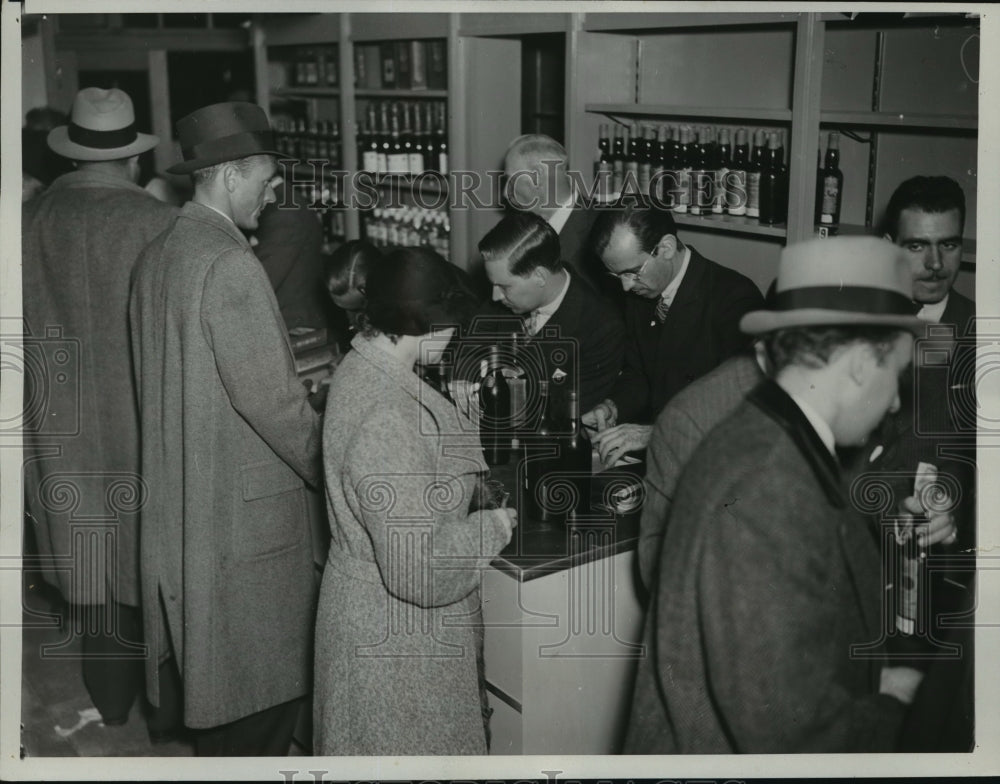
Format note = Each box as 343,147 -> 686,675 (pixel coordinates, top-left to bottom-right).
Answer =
326,239 -> 381,296
361,247 -> 481,339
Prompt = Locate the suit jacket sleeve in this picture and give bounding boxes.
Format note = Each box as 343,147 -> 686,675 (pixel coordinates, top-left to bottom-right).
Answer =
579,300 -> 625,412
712,273 -> 765,359
349,406 -> 511,608
696,473 -> 906,752
638,404 -> 703,589
201,249 -> 322,488
609,306 -> 649,421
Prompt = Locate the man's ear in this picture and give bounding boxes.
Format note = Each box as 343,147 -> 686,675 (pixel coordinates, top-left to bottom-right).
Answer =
845,341 -> 874,387
657,233 -> 677,258
222,162 -> 239,193
531,265 -> 549,286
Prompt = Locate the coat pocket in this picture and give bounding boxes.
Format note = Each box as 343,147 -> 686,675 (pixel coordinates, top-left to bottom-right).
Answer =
234,460 -> 307,559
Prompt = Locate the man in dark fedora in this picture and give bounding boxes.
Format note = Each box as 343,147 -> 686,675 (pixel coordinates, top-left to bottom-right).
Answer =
624,237 -> 947,753
130,102 -> 322,755
22,87 -> 178,736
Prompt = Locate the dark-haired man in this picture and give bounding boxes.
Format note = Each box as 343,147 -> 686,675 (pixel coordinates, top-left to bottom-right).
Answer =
583,202 -> 763,465
624,237 -> 946,753
477,211 -> 624,413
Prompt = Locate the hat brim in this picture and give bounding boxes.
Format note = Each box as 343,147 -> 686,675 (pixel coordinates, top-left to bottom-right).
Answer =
741,308 -> 926,336
47,126 -> 159,161
166,148 -> 284,175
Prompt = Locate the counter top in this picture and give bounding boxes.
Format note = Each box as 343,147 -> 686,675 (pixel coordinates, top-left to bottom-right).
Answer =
486,455 -> 644,582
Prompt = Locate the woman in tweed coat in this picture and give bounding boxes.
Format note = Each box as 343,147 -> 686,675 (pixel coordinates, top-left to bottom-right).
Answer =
314,248 -> 516,755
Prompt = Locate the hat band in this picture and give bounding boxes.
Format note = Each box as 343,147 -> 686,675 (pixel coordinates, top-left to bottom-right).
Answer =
182,129 -> 276,164
68,121 -> 138,149
773,285 -> 913,316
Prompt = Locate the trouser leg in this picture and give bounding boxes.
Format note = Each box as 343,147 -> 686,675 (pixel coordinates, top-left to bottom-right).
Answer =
145,655 -> 184,739
79,601 -> 144,724
194,697 -> 305,756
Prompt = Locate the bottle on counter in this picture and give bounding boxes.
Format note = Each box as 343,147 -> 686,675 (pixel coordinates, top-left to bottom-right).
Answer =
480,345 -> 512,466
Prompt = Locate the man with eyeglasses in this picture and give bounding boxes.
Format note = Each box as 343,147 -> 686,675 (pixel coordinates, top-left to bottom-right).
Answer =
582,201 -> 763,466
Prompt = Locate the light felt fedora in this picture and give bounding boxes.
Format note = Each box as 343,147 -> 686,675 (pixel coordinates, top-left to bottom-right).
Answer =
167,101 -> 280,175
47,87 -> 159,161
741,236 -> 925,336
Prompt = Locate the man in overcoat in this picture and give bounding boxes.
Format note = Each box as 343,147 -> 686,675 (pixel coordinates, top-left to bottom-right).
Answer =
624,237 -> 946,753
130,102 -> 322,755
584,200 -> 764,465
22,87 -> 177,732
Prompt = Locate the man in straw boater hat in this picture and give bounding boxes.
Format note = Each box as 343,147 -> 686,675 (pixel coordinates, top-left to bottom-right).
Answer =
22,87 -> 178,738
130,102 -> 321,755
623,236 -> 954,753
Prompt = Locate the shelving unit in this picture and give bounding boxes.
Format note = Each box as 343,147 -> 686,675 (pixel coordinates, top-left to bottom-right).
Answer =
820,111 -> 978,131
587,103 -> 794,123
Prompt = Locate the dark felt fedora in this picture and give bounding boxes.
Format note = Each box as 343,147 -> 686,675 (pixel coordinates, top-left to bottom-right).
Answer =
167,101 -> 281,175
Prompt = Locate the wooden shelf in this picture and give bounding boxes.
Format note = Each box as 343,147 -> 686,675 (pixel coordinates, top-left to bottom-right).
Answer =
349,13 -> 450,42
355,88 -> 448,99
364,173 -> 449,195
459,13 -> 568,37
272,86 -> 340,98
674,212 -> 787,239
820,111 -> 978,131
583,12 -> 802,32
586,103 -> 792,123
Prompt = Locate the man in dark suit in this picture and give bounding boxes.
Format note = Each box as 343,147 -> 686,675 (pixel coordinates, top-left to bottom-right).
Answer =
476,211 -> 625,414
583,201 -> 764,465
625,237 -> 949,753
503,133 -> 616,301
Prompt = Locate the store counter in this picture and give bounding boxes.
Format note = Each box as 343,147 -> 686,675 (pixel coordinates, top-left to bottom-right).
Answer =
481,456 -> 648,755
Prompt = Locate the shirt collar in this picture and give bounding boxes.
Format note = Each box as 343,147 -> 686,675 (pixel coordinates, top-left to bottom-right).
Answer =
546,190 -> 576,234
787,392 -> 836,456
535,270 -> 571,318
659,245 -> 691,306
194,199 -> 238,228
917,293 -> 949,323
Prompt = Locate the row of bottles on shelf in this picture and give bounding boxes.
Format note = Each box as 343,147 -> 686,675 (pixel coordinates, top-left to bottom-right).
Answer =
354,39 -> 447,91
359,100 -> 449,176
363,206 -> 450,260
288,182 -> 347,253
280,45 -> 339,88
594,121 -> 789,226
274,118 -> 342,166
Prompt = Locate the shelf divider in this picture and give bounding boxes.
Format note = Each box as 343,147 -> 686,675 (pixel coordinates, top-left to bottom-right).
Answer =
585,103 -> 792,122
819,110 -> 978,131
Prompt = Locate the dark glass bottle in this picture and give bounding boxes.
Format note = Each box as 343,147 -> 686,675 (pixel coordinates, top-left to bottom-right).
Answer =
409,103 -> 425,175
689,126 -> 710,216
638,125 -> 656,197
387,105 -> 408,174
712,127 -> 731,215
818,131 -> 844,231
480,345 -> 512,466
624,123 -> 640,193
611,124 -> 625,194
562,390 -> 592,518
435,103 -> 448,175
422,102 -> 437,172
377,102 -> 390,175
673,125 -> 692,214
746,128 -> 767,219
727,127 -> 749,216
758,131 -> 788,226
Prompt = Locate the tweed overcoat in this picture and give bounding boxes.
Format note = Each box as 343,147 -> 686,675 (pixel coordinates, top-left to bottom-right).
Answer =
130,201 -> 322,728
314,335 -> 512,755
624,381 -> 906,753
610,248 -> 764,423
22,169 -> 177,606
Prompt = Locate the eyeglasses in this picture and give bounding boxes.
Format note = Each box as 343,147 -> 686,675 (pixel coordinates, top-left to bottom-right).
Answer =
606,247 -> 657,282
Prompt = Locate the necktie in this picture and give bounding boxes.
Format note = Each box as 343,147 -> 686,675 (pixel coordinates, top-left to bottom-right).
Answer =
525,311 -> 540,336
654,297 -> 670,323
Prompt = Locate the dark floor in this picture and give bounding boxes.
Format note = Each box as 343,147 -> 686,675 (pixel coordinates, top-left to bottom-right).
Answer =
20,576 -> 308,758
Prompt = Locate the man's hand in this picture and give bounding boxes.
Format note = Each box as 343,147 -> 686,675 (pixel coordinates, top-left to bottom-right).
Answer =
494,506 -> 518,544
591,423 -> 652,467
899,494 -> 957,547
582,399 -> 618,432
879,665 -> 924,705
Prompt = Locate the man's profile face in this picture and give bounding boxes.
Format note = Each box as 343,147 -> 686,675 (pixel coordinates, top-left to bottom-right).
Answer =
893,207 -> 963,305
837,331 -> 914,447
599,225 -> 671,299
232,155 -> 280,231
503,153 -> 564,213
484,254 -> 545,315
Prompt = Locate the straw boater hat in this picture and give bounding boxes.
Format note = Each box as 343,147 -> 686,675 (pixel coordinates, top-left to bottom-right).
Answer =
47,87 -> 159,161
167,101 -> 281,175
741,236 -> 924,336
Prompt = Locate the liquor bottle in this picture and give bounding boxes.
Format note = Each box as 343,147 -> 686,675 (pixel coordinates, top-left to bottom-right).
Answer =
649,125 -> 670,205
727,127 -> 749,216
423,102 -> 437,172
377,102 -> 390,174
526,380 -> 559,525
330,120 -> 342,168
673,125 -> 693,214
638,125 -> 656,197
480,345 -> 512,466
813,146 -> 824,227
611,124 -> 625,195
624,123 -> 639,193
436,103 -> 449,175
896,463 -> 937,635
409,103 -> 425,175
596,124 -> 613,201
362,105 -> 379,173
758,131 -> 788,225
818,131 -> 844,231
745,128 -> 767,219
562,389 -> 592,517
712,127 -> 731,215
387,105 -> 409,174
595,123 -> 611,180
662,125 -> 679,210
689,126 -> 710,216
400,104 -> 416,176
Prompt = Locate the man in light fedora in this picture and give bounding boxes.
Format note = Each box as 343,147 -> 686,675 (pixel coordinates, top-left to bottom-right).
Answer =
22,87 -> 179,737
624,236 -> 944,753
130,102 -> 321,755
